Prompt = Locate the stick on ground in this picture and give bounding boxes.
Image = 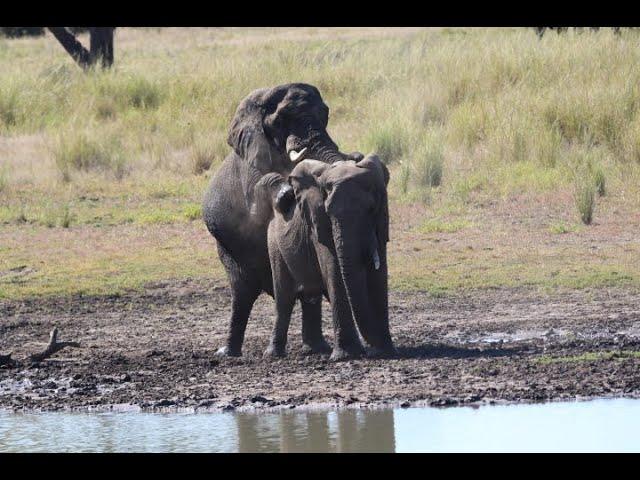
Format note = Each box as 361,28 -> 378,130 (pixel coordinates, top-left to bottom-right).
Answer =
29,327 -> 80,363
0,352 -> 15,367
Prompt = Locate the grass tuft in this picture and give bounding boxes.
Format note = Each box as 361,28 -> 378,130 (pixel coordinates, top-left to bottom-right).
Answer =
364,121 -> 409,164
574,177 -> 596,225
413,132 -> 444,188
183,203 -> 202,220
536,350 -> 640,364
592,166 -> 606,197
549,222 -> 578,234
60,204 -> 73,228
52,132 -> 128,182
0,164 -> 8,192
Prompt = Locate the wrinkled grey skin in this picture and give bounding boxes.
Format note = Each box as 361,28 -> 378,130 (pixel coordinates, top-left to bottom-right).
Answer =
255,155 -> 396,361
202,83 -> 363,357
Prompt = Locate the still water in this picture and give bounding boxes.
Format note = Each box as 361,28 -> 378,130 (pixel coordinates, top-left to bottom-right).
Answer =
1,398 -> 639,452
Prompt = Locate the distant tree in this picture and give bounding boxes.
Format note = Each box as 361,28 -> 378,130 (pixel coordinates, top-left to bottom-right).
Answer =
535,27 -> 624,38
47,27 -> 115,69
0,27 -> 45,37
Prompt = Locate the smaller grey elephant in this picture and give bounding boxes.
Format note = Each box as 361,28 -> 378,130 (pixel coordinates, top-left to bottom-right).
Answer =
254,155 -> 395,361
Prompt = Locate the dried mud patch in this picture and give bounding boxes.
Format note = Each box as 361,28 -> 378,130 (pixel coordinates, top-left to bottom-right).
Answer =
1,280 -> 640,412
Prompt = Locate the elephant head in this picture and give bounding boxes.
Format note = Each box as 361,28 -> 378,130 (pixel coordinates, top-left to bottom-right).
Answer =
227,83 -> 363,211
289,155 -> 395,356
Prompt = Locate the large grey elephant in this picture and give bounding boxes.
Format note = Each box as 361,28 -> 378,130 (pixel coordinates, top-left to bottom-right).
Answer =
202,83 -> 363,357
254,156 -> 395,361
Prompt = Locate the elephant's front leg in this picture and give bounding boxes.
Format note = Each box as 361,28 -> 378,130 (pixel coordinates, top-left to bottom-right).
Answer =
300,297 -> 331,355
264,250 -> 296,359
318,249 -> 364,361
215,243 -> 261,358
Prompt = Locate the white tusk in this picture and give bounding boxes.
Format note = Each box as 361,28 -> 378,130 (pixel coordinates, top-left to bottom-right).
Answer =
289,147 -> 307,162
373,248 -> 380,270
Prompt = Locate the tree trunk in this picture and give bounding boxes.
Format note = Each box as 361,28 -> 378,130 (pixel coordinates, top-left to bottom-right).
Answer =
48,27 -> 115,70
47,27 -> 91,68
89,27 -> 115,68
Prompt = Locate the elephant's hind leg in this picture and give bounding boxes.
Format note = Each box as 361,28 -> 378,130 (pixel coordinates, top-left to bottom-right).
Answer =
300,298 -> 331,355
215,243 -> 262,358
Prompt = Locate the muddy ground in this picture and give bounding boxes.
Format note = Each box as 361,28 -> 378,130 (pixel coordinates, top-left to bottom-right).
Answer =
1,279 -> 640,412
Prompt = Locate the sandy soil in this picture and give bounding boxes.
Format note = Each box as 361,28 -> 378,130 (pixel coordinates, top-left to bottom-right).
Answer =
1,279 -> 640,412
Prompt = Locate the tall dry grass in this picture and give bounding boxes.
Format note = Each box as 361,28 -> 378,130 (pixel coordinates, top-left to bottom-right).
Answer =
1,27 -> 640,223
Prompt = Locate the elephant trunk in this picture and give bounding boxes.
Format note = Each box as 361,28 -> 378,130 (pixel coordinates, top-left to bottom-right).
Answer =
307,135 -> 350,164
365,239 -> 394,354
287,124 -> 353,165
331,217 -> 380,349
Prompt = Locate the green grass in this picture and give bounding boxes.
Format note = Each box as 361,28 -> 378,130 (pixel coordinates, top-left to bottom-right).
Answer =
0,224 -> 223,300
574,173 -> 596,225
1,27 -> 640,300
364,120 -> 409,164
549,222 -> 579,234
52,131 -> 128,182
0,164 -> 8,192
418,218 -> 472,234
535,350 -> 640,365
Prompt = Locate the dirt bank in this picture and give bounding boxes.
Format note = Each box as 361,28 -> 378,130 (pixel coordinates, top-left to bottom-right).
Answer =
1,279 -> 640,412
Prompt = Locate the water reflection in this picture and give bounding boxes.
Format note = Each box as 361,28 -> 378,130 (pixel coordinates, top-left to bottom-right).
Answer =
2,399 -> 640,452
236,410 -> 395,452
0,408 -> 395,453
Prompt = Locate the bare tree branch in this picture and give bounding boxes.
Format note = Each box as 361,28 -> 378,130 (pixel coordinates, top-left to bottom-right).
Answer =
29,327 -> 80,363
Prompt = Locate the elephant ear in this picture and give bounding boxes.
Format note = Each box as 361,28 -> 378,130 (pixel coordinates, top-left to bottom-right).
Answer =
251,173 -> 287,222
227,87 -> 288,211
290,160 -> 332,246
357,154 -> 390,244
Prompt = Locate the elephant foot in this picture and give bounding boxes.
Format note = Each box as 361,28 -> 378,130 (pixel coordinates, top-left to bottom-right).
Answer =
214,346 -> 242,358
366,344 -> 398,359
301,339 -> 332,355
263,344 -> 286,359
329,345 -> 364,362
